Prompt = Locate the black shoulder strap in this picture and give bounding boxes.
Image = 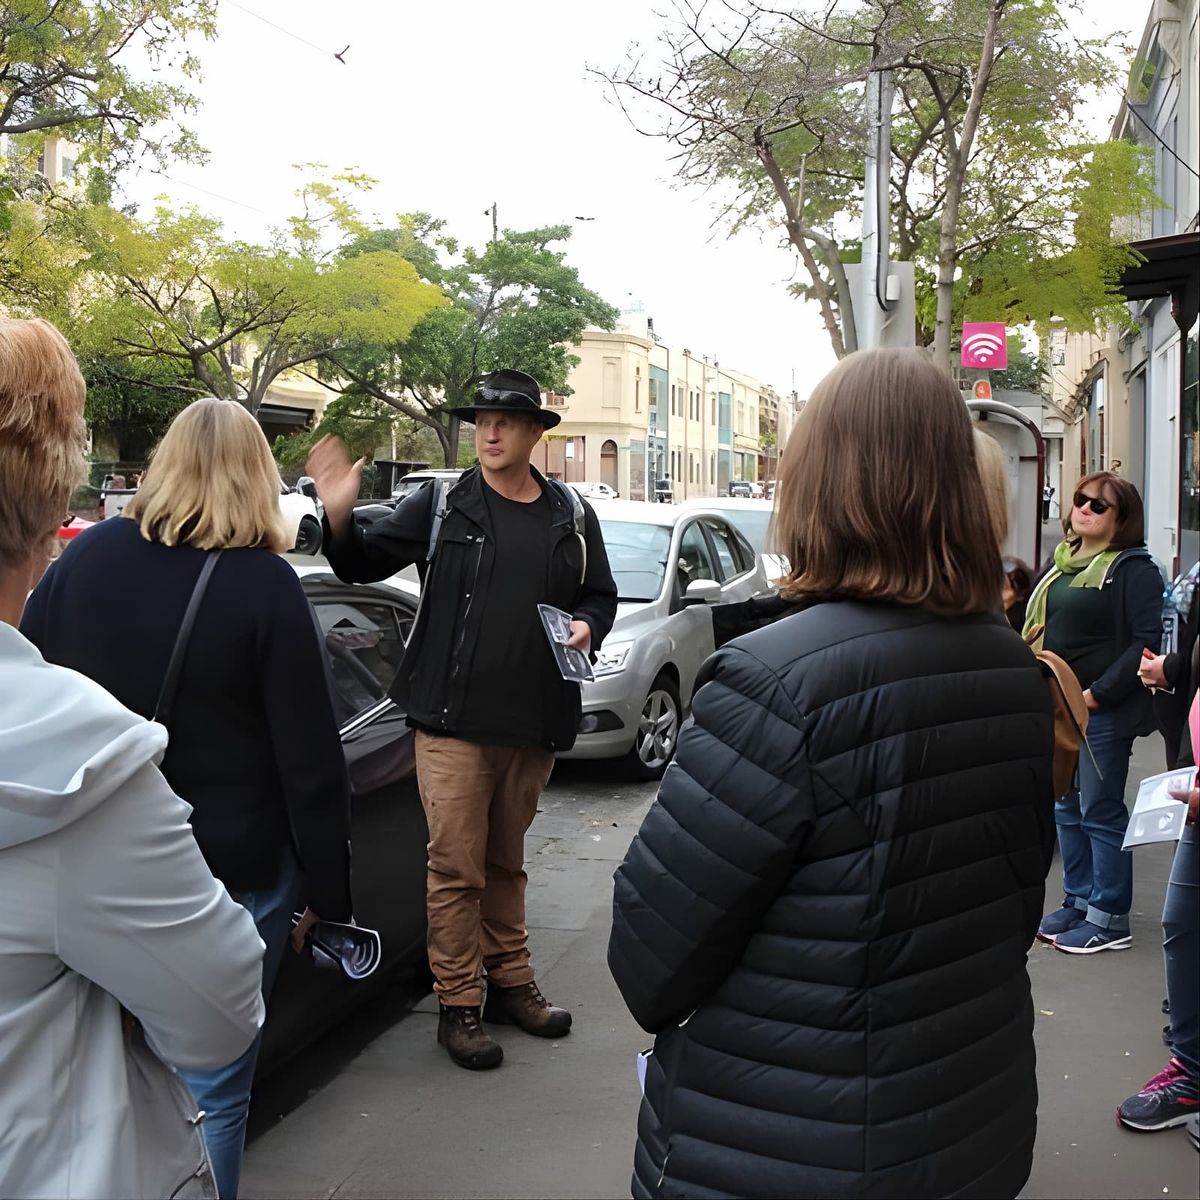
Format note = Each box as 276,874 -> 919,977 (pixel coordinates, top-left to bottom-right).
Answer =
549,480 -> 587,585
153,551 -> 223,728
426,480 -> 450,562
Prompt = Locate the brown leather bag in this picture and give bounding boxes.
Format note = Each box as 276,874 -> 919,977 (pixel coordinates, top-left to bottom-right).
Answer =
1024,624 -> 1090,796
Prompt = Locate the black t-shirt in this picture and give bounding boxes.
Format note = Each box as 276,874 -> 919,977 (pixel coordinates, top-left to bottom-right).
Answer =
1043,573 -> 1118,690
451,484 -> 560,747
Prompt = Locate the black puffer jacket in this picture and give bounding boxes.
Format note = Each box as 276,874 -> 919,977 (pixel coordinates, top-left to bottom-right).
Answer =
610,601 -> 1054,1200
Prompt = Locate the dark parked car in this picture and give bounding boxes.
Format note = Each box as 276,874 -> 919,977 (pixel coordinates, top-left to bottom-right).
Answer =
257,568 -> 427,1077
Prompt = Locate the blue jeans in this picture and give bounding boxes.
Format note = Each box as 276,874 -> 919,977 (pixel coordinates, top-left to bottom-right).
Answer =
180,855 -> 301,1199
1165,824 -> 1199,1079
1054,710 -> 1134,929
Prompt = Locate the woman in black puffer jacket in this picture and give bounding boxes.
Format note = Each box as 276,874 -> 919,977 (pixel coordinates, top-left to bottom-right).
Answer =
609,348 -> 1055,1200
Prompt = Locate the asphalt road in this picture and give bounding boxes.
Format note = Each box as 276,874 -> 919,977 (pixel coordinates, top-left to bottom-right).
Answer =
242,741 -> 1199,1200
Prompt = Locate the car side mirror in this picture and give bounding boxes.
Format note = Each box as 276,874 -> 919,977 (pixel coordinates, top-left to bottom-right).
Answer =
297,475 -> 318,501
682,579 -> 722,607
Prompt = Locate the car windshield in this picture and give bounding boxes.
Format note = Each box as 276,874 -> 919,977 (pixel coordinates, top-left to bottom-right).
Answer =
393,476 -> 432,498
721,508 -> 772,553
598,520 -> 672,602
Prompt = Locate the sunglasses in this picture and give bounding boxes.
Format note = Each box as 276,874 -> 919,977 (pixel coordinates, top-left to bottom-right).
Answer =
1073,492 -> 1113,516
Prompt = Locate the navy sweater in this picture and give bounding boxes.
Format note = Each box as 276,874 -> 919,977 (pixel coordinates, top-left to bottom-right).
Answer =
20,517 -> 352,920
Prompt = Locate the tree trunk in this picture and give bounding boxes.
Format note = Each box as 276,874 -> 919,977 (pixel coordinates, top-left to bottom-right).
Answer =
445,417 -> 462,467
931,0 -> 1006,368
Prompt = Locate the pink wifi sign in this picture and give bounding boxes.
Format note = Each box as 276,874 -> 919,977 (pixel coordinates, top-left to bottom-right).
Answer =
960,322 -> 1008,369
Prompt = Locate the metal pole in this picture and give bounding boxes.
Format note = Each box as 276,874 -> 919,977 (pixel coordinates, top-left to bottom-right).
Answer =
683,350 -> 690,500
858,68 -> 894,351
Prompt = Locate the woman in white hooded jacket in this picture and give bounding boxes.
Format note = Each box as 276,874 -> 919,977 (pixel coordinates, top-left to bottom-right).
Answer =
0,317 -> 266,1199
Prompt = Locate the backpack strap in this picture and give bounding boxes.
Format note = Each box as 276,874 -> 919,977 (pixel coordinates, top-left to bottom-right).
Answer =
549,479 -> 587,586
426,480 -> 450,563
153,551 -> 223,728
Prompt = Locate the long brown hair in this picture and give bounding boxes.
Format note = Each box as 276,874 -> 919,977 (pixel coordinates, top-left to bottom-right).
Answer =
776,348 -> 1001,614
1064,471 -> 1145,550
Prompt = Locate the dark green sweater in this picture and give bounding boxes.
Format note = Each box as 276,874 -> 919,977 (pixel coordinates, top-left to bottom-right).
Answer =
1043,573 -> 1118,690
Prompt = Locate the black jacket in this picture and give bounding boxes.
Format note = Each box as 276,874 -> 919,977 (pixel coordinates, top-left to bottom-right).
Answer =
323,466 -> 618,751
1036,548 -> 1164,739
20,517 -> 353,920
610,601 -> 1054,1200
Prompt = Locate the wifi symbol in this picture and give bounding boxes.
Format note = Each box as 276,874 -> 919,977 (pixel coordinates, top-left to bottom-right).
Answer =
960,323 -> 1008,369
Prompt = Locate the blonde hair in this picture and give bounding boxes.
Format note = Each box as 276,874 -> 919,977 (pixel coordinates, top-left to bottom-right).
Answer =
775,349 -> 1002,615
0,317 -> 87,570
972,426 -> 1009,550
126,398 -> 288,552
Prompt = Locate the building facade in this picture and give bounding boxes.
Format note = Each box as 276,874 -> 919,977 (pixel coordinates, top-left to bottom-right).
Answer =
539,313 -> 784,501
1050,0 -> 1199,574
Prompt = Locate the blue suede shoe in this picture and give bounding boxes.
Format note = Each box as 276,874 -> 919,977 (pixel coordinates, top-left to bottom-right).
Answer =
1053,920 -> 1132,954
1036,903 -> 1085,944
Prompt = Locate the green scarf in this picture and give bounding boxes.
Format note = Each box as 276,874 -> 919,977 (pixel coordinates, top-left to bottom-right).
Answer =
1022,542 -> 1120,649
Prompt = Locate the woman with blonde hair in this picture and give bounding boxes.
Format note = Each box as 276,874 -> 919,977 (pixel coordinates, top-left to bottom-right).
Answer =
0,321 -> 264,1198
610,348 -> 1054,1199
21,397 -> 353,1199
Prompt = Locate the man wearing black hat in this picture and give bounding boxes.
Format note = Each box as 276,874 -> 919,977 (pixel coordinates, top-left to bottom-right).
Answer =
307,369 -> 617,1070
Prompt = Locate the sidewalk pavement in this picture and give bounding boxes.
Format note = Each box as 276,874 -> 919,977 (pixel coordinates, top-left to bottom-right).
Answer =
242,737 -> 1198,1200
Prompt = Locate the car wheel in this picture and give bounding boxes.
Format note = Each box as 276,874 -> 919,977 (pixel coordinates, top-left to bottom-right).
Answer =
294,515 -> 322,556
622,674 -> 681,781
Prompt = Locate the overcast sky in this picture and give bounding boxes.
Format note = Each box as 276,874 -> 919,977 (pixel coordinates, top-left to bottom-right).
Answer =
120,0 -> 1151,397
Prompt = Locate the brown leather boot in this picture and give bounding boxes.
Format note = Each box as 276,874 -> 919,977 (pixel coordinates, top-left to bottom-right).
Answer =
437,1004 -> 504,1070
482,981 -> 572,1038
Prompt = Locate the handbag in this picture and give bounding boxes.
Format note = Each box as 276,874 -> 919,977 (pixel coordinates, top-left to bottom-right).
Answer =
153,552 -> 223,727
1024,622 -> 1092,796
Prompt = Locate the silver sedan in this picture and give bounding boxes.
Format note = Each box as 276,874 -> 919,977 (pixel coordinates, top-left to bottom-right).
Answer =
560,500 -> 769,779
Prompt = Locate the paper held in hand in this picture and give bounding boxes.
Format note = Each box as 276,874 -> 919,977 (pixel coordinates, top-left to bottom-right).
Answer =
538,604 -> 594,683
1122,768 -> 1196,850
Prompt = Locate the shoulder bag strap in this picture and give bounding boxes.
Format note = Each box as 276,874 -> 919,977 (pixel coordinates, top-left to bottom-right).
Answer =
549,479 -> 587,586
153,551 -> 223,728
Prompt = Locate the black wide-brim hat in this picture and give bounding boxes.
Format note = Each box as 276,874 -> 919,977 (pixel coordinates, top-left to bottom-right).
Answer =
453,368 -> 561,429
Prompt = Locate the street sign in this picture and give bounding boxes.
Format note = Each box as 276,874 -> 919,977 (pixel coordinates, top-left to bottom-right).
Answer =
961,322 -> 1008,369
973,379 -> 993,400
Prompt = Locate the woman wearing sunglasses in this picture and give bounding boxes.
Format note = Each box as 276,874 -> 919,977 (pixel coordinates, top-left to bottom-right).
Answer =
1024,472 -> 1164,953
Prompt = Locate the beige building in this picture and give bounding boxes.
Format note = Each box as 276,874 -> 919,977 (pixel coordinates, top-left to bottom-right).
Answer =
538,312 -> 783,501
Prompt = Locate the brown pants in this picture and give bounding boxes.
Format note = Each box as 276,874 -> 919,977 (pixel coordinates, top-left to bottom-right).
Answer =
414,732 -> 556,1007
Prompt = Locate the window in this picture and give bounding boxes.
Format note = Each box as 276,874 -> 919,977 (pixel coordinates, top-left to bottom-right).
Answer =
703,519 -> 743,579
316,599 -> 408,725
546,392 -> 566,407
677,522 -> 717,593
670,384 -> 676,416
635,376 -> 641,412
597,520 -> 672,602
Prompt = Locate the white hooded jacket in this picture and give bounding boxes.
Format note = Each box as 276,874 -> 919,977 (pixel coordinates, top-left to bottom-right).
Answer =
0,622 -> 266,1199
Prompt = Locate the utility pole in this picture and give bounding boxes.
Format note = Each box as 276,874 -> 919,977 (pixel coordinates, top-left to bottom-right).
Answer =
857,66 -> 895,351
701,355 -> 710,497
485,202 -> 498,243
682,350 -> 691,500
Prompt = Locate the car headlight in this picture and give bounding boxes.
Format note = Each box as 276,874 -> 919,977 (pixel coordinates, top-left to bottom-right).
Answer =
594,641 -> 633,676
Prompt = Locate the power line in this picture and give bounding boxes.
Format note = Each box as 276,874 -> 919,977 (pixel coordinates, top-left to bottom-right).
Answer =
138,169 -> 273,217
1125,103 -> 1200,181
224,0 -> 336,59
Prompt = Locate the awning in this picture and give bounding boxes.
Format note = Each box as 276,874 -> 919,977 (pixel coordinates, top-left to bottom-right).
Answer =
1119,232 -> 1200,330
257,403 -> 311,427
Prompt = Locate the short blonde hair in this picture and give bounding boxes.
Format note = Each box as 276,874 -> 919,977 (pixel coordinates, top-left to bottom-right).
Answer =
0,317 -> 87,570
126,398 -> 288,552
972,426 -> 1009,551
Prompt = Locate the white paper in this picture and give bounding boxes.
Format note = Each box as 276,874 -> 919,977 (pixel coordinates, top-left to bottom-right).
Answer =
1122,768 -> 1196,850
538,604 -> 594,683
636,1050 -> 652,1095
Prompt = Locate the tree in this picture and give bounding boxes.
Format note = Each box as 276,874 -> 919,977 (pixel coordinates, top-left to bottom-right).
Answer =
82,354 -> 199,460
325,215 -> 620,466
0,1 -> 214,174
990,336 -> 1045,394
597,0 -> 1153,367
70,175 -> 446,416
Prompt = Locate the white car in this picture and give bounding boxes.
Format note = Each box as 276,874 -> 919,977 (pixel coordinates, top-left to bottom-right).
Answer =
567,481 -> 619,501
279,477 -> 322,555
391,469 -> 464,501
562,500 -> 769,778
679,497 -> 788,584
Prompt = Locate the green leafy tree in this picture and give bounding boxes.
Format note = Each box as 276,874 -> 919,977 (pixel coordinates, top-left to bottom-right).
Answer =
326,216 -> 619,466
0,1 -> 214,181
70,175 -> 446,416
598,0 -> 1153,366
990,336 -> 1046,394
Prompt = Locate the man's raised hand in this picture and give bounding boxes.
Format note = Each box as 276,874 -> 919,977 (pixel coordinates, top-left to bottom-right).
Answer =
306,436 -> 365,537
